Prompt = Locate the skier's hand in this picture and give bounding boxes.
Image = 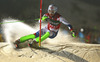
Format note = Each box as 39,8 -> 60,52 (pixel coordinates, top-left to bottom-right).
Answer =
71,31 -> 76,37
35,16 -> 48,21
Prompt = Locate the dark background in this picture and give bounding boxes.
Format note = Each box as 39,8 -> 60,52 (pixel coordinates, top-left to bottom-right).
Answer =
0,0 -> 100,35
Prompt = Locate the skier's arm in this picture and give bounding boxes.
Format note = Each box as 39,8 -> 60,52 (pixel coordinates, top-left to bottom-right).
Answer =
58,17 -> 76,37
58,17 -> 73,31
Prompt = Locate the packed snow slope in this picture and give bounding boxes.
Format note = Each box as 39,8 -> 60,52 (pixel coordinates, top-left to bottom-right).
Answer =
0,19 -> 100,62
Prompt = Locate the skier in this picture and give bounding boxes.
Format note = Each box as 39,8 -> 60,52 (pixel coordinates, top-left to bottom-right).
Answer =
14,4 -> 76,48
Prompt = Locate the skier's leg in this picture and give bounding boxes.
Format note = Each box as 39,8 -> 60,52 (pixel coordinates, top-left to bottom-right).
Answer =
28,28 -> 50,48
28,31 -> 58,48
35,31 -> 50,42
34,31 -> 58,42
14,28 -> 47,48
20,34 -> 35,43
33,28 -> 47,38
49,31 -> 58,39
14,28 -> 44,46
14,34 -> 35,48
28,32 -> 50,48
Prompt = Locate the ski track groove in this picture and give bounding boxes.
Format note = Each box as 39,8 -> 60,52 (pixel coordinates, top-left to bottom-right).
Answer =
96,49 -> 100,58
81,48 -> 90,62
55,56 -> 66,62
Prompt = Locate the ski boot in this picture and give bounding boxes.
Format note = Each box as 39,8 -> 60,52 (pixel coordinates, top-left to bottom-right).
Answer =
14,39 -> 20,49
28,40 -> 39,48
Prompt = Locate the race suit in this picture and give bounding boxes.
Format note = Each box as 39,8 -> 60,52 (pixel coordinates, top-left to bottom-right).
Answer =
34,13 -> 73,39
17,12 -> 73,43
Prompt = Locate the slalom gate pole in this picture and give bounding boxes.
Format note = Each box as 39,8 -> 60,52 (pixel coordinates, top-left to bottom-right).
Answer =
39,0 -> 42,47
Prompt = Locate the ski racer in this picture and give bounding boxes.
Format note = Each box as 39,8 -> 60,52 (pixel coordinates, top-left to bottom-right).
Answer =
14,4 -> 76,48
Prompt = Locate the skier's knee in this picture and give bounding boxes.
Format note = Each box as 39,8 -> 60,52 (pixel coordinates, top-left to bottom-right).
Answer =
49,35 -> 57,39
49,31 -> 58,39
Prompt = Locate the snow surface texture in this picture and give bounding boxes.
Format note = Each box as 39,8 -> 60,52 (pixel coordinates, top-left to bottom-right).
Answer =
0,19 -> 100,62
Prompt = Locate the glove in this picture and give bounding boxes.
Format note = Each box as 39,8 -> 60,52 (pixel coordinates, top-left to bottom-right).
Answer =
35,16 -> 48,20
41,16 -> 48,21
70,31 -> 76,37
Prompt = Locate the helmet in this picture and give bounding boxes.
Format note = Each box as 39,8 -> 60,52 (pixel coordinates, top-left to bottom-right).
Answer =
48,4 -> 57,14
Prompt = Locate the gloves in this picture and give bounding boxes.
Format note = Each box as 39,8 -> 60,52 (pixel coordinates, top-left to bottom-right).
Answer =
41,16 -> 48,21
35,16 -> 48,21
70,30 -> 76,37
